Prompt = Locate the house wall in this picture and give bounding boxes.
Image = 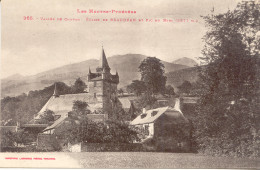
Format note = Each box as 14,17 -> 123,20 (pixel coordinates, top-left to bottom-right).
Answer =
133,123 -> 154,140
153,115 -> 191,152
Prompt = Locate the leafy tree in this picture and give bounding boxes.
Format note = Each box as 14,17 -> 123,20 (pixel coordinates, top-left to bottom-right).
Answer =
72,100 -> 90,115
194,0 -> 260,157
0,131 -> 15,147
177,80 -> 192,95
164,85 -> 175,96
72,78 -> 87,93
126,80 -> 147,96
103,120 -> 140,143
37,109 -> 55,124
139,57 -> 167,94
55,115 -> 139,145
117,88 -> 124,96
55,99 -> 139,144
135,94 -> 158,111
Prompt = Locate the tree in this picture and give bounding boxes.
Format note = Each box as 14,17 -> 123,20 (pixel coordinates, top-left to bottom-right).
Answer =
139,57 -> 167,94
37,109 -> 55,124
72,78 -> 87,93
117,88 -> 124,96
72,100 -> 90,115
135,93 -> 158,111
164,85 -> 175,96
194,0 -> 260,157
0,131 -> 15,147
177,81 -> 192,95
126,80 -> 147,96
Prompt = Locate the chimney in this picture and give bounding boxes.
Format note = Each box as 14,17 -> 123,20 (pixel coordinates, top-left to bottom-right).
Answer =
142,108 -> 146,114
174,98 -> 183,114
53,83 -> 59,97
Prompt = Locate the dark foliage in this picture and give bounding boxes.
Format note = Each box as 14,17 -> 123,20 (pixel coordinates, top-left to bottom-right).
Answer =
177,80 -> 192,95
164,85 -> 175,96
71,78 -> 87,94
126,80 -> 147,96
72,100 -> 90,115
54,100 -> 140,145
193,0 -> 260,157
139,57 -> 167,94
37,110 -> 55,124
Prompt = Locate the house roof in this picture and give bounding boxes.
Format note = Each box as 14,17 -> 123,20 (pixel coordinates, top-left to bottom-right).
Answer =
35,93 -> 101,119
130,107 -> 188,125
130,107 -> 168,125
90,76 -> 102,81
43,114 -> 106,131
43,116 -> 67,131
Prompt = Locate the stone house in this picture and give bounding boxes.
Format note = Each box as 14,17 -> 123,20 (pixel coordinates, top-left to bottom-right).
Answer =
130,99 -> 191,152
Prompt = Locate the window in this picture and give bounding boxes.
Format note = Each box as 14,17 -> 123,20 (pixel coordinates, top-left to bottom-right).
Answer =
94,81 -> 97,87
140,114 -> 147,119
151,111 -> 158,117
94,93 -> 96,98
144,125 -> 149,135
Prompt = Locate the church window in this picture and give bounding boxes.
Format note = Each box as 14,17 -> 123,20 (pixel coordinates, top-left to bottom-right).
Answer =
94,93 -> 96,98
94,81 -> 97,87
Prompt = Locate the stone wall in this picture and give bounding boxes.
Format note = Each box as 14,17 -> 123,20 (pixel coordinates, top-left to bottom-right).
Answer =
81,143 -> 144,152
37,133 -> 61,151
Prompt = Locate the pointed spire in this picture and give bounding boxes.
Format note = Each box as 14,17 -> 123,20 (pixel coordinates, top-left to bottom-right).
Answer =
88,67 -> 92,74
53,83 -> 59,97
116,70 -> 118,76
99,46 -> 110,71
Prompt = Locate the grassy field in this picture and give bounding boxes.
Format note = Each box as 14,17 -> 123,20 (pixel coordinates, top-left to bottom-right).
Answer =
1,152 -> 259,168
69,152 -> 260,169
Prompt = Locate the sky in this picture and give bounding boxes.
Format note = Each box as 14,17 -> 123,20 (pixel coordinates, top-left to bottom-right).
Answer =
1,0 -> 241,78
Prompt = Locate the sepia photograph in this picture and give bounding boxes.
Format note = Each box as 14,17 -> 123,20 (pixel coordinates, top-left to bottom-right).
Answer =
0,0 -> 259,168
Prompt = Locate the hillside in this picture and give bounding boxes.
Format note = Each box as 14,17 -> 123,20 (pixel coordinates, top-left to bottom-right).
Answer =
173,57 -> 198,67
165,67 -> 199,90
1,54 -> 189,97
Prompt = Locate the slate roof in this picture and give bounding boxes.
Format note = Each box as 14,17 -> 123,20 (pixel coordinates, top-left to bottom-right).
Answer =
130,107 -> 188,125
43,114 -> 106,131
43,116 -> 67,131
99,48 -> 110,69
35,93 -> 101,119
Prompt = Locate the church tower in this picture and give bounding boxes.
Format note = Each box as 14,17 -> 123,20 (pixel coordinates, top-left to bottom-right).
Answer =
87,47 -> 119,118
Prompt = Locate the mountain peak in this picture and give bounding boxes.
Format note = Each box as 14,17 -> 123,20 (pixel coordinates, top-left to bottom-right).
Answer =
172,57 -> 198,67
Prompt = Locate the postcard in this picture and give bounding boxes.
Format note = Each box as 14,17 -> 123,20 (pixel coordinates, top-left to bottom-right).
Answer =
1,0 -> 259,168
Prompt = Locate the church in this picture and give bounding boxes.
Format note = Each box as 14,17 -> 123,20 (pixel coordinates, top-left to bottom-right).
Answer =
35,47 -> 124,135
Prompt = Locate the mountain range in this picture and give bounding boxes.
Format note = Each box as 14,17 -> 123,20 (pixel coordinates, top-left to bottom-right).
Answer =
1,54 -> 199,97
